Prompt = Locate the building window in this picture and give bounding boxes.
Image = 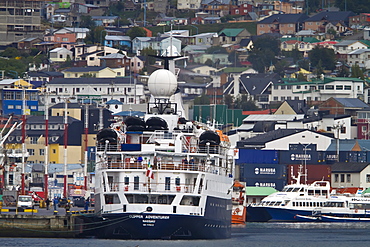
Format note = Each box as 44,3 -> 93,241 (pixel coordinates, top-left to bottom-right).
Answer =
40,149 -> 45,155
347,174 -> 351,183
367,174 -> 370,183
27,149 -> 35,155
334,174 -> 339,182
340,174 -> 345,183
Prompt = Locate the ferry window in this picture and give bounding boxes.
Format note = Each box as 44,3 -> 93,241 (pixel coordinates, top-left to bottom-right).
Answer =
134,176 -> 139,190
175,177 -> 180,186
347,174 -> 351,183
308,190 -> 314,195
310,202 -> 313,207
180,196 -> 200,206
292,188 -> 300,192
335,174 -> 339,182
165,177 -> 170,190
124,177 -> 129,185
315,190 -> 320,196
340,174 -> 345,183
104,194 -> 120,204
126,194 -> 133,203
136,195 -> 148,203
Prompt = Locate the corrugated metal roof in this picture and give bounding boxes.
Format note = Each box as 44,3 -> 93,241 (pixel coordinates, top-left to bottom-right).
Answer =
334,98 -> 369,108
243,114 -> 304,122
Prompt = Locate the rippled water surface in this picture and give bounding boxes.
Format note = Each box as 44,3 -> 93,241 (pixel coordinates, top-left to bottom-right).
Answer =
4,222 -> 370,247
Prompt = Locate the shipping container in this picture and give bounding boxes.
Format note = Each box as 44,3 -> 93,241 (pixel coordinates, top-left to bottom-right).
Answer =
239,163 -> 286,180
242,178 -> 286,191
237,149 -> 279,164
286,164 -> 331,185
279,150 -> 320,164
326,151 -> 368,164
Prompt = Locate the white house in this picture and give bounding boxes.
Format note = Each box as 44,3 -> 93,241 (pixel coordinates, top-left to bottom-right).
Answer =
49,47 -> 73,62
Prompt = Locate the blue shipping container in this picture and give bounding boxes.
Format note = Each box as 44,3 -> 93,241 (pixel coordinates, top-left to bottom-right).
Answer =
242,178 -> 286,191
279,150 -> 319,164
239,163 -> 286,180
237,149 -> 279,164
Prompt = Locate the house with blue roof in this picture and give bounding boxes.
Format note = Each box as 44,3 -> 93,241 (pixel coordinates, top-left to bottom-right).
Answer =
319,97 -> 369,117
303,11 -> 356,33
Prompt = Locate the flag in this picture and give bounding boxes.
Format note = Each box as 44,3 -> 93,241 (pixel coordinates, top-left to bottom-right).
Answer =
146,162 -> 154,179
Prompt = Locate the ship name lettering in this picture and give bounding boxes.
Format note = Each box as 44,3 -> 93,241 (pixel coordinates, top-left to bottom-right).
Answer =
145,215 -> 170,219
129,215 -> 144,219
142,220 -> 156,223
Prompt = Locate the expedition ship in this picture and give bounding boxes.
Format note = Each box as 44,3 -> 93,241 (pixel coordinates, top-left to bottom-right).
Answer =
93,48 -> 235,239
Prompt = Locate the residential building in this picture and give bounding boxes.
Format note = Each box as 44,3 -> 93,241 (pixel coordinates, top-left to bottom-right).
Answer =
272,77 -> 365,103
333,40 -> 370,61
1,87 -> 39,116
49,47 -> 73,62
131,36 -> 181,56
303,11 -> 356,33
319,97 -> 369,117
62,66 -> 125,78
331,162 -> 370,188
0,0 -> 46,46
214,28 -> 251,46
99,53 -> 131,71
257,14 -> 309,35
177,0 -> 201,10
223,73 -> 280,109
46,77 -> 145,105
104,35 -> 132,49
201,0 -> 232,16
347,49 -> 370,69
75,46 -> 121,66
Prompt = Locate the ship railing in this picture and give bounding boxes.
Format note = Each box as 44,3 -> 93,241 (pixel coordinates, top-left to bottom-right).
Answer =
99,161 -> 232,177
96,142 -> 121,152
195,145 -> 228,155
105,182 -> 196,194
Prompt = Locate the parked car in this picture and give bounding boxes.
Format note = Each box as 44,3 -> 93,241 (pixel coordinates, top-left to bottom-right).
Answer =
17,195 -> 33,208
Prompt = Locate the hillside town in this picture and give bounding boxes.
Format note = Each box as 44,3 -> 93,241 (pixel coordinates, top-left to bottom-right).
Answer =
1,0 -> 370,209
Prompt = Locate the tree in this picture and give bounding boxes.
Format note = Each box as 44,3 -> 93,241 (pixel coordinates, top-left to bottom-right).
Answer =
194,94 -> 210,105
224,95 -> 234,109
351,64 -> 364,79
247,36 -> 280,73
274,60 -> 289,77
80,16 -> 96,29
1,47 -> 20,58
140,47 -> 156,66
338,65 -> 350,77
84,26 -> 106,45
308,46 -> 336,71
127,27 -> 147,40
297,72 -> 307,82
335,0 -> 370,13
206,46 -> 227,54
228,50 -> 241,66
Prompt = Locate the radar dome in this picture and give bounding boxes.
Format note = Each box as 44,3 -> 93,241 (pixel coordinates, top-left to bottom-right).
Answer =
148,69 -> 178,98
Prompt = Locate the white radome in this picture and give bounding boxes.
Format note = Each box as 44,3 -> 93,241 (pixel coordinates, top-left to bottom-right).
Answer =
148,69 -> 178,98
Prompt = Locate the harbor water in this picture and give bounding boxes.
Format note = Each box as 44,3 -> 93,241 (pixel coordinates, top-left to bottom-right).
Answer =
3,222 -> 370,247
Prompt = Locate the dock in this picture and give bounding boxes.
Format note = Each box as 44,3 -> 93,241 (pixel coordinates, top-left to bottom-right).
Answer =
0,207 -> 98,238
